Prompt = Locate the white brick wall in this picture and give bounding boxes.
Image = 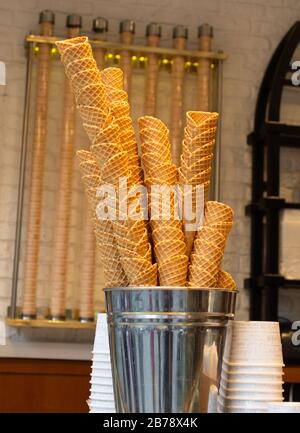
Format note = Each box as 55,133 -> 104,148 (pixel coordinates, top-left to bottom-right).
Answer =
0,0 -> 299,349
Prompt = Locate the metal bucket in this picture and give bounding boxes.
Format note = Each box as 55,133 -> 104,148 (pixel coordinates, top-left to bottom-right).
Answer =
105,287 -> 237,413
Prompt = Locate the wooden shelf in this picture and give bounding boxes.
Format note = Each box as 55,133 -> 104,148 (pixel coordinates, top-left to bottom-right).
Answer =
6,318 -> 96,330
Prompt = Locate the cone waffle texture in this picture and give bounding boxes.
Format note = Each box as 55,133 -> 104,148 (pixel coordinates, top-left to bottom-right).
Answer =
139,115 -> 188,286
76,150 -> 127,288
57,36 -> 236,292
56,36 -> 154,287
188,201 -> 234,289
179,111 -> 219,257
217,270 -> 237,289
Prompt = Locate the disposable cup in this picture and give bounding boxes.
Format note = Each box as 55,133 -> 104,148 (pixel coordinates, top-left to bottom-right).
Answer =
89,392 -> 115,401
221,370 -> 283,383
218,393 -> 283,408
217,402 -> 267,413
223,321 -> 283,365
92,354 -> 111,362
91,361 -> 112,370
220,377 -> 284,391
89,409 -> 115,413
89,400 -> 116,409
89,384 -> 114,394
267,402 -> 300,413
90,376 -> 113,386
222,360 -> 284,373
219,384 -> 283,400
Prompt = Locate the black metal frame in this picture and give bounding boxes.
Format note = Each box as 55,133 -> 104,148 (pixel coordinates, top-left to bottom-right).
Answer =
246,21 -> 300,321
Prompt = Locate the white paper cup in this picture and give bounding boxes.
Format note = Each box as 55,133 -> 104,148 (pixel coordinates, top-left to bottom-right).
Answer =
218,393 -> 283,408
219,384 -> 283,400
90,376 -> 113,386
92,354 -> 111,362
89,408 -> 115,413
220,377 -> 284,391
91,361 -> 112,370
89,392 -> 115,401
223,321 -> 283,365
218,402 -> 267,413
92,349 -> 110,355
267,402 -> 300,413
221,370 -> 283,383
90,383 -> 114,394
90,400 -> 116,409
222,361 -> 284,374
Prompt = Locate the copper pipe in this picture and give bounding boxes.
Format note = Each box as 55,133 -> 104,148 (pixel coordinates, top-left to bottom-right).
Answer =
119,20 -> 135,98
79,211 -> 95,321
197,24 -> 213,111
170,25 -> 188,167
92,17 -> 108,70
21,10 -> 55,319
50,15 -> 81,320
144,23 -> 161,116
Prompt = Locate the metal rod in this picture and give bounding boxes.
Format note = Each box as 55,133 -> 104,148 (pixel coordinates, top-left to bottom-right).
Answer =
26,34 -> 228,60
10,44 -> 34,318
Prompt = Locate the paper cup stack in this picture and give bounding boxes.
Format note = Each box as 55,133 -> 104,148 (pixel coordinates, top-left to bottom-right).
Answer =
267,402 -> 300,413
88,314 -> 116,413
218,321 -> 284,413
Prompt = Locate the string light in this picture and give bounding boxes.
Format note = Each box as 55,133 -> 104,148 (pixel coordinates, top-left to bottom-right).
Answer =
34,46 -> 39,53
106,53 -> 114,59
210,63 -> 215,69
161,58 -> 169,65
115,54 -> 121,60
51,47 -> 57,55
193,62 -> 199,67
139,56 -> 146,62
131,55 -> 137,61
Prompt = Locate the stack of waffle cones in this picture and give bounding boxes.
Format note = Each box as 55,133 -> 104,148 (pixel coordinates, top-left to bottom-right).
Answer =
55,35 -> 237,293
179,111 -> 219,257
77,150 -> 127,288
139,116 -> 188,286
56,37 -> 156,286
188,201 -> 236,289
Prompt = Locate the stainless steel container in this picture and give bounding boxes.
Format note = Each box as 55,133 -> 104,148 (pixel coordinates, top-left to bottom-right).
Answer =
105,287 -> 237,413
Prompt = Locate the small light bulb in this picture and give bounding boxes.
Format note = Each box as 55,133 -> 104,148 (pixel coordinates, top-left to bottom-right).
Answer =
115,54 -> 121,60
34,46 -> 39,53
139,56 -> 146,62
51,47 -> 57,55
107,53 -> 114,59
132,55 -> 137,61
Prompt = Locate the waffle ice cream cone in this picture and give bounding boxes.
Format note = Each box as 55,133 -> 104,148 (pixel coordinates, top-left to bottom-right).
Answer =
154,239 -> 186,263
94,124 -> 120,145
217,270 -> 237,289
189,266 -> 217,287
204,201 -> 234,225
91,142 -> 122,169
158,255 -> 188,286
100,151 -> 129,185
79,160 -> 101,177
101,67 -> 124,90
60,40 -> 93,66
76,149 -> 93,163
152,226 -> 184,244
138,116 -> 169,134
77,105 -> 112,129
121,257 -> 154,281
131,263 -> 158,286
76,84 -> 108,110
65,57 -> 97,78
196,226 -> 226,249
70,69 -> 102,97
110,100 -> 131,118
